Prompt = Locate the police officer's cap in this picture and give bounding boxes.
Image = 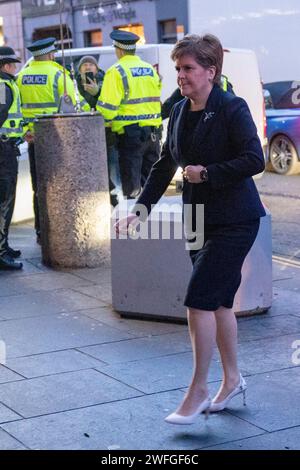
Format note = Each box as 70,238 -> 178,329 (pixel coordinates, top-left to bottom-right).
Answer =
0,46 -> 21,64
27,37 -> 57,57
110,30 -> 139,51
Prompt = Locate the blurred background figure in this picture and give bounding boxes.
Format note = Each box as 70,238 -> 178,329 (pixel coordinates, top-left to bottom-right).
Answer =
97,30 -> 162,199
0,46 -> 24,270
17,37 -> 78,243
76,55 -> 122,207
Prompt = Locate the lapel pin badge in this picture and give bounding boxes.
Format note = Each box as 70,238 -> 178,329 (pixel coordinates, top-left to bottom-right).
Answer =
203,111 -> 215,122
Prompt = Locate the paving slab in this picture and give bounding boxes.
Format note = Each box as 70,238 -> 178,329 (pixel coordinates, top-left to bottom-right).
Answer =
0,428 -> 26,450
80,307 -> 186,337
5,350 -> 105,379
272,260 -> 300,292
1,314 -> 134,358
202,426 -> 300,450
238,333 -> 300,375
269,287 -> 300,317
0,289 -> 107,321
0,403 -> 21,424
0,369 -> 142,418
8,224 -> 41,260
273,277 -> 300,292
0,260 -> 47,278
217,368 -> 300,432
272,260 -> 296,280
79,331 -> 191,365
237,314 -> 300,343
2,221 -> 299,450
66,267 -> 111,284
73,284 -> 112,305
1,391 -> 263,450
0,272 -> 93,298
95,352 -> 230,394
0,365 -> 24,384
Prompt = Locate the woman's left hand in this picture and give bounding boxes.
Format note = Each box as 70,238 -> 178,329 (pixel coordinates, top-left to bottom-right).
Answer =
183,165 -> 206,184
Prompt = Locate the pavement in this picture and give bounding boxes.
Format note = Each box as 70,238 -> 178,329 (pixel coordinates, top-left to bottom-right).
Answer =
0,220 -> 300,451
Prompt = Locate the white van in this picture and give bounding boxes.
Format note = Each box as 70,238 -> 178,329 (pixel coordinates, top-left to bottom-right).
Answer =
14,44 -> 266,222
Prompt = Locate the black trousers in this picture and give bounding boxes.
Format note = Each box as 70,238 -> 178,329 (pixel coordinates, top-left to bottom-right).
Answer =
28,142 -> 40,236
0,140 -> 19,256
117,125 -> 160,198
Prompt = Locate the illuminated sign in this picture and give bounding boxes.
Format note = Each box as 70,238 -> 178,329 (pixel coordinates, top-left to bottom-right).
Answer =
88,7 -> 137,25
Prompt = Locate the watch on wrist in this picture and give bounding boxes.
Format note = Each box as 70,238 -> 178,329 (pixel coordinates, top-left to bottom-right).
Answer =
199,168 -> 208,183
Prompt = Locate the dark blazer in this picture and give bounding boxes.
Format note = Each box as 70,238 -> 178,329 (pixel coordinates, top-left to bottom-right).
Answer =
136,84 -> 266,224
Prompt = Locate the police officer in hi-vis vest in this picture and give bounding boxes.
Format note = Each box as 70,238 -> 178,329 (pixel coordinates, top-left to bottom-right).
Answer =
97,30 -> 162,199
17,37 -> 78,243
0,47 -> 24,270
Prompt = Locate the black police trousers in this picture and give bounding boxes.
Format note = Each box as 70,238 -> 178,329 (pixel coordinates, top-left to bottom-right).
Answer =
28,142 -> 40,237
0,140 -> 19,256
117,124 -> 160,198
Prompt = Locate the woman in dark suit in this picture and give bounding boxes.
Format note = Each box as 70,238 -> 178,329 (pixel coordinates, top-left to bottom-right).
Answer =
116,34 -> 266,425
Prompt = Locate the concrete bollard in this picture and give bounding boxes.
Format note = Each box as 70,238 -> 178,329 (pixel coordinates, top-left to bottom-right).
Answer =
34,113 -> 111,268
111,196 -> 272,322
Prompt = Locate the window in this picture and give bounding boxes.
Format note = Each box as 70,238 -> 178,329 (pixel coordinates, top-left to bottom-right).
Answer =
159,19 -> 177,44
32,25 -> 72,48
114,24 -> 145,45
84,30 -> 103,47
264,81 -> 300,110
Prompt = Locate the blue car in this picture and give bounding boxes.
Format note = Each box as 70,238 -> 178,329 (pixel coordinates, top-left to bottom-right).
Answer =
263,81 -> 300,175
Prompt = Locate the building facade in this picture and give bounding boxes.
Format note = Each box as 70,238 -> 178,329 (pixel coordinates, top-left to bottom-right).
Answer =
21,0 -> 188,58
0,0 -> 25,65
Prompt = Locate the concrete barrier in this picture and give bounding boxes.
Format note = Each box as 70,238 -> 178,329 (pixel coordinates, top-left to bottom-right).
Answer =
111,196 -> 272,322
34,113 -> 111,268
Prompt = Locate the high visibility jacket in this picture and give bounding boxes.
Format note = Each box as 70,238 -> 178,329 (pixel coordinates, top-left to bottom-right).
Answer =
0,78 -> 24,138
221,74 -> 229,92
97,54 -> 162,134
17,60 -> 77,131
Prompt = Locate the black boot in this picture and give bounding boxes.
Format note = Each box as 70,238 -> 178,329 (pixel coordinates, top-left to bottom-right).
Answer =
0,253 -> 23,270
6,246 -> 22,258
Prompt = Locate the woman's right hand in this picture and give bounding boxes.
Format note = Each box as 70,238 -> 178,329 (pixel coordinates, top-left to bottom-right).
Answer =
114,214 -> 139,237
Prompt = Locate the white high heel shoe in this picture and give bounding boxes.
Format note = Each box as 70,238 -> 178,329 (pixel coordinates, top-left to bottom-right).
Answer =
210,374 -> 247,413
164,397 -> 211,425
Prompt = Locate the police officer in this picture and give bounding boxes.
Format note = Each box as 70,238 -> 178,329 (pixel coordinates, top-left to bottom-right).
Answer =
0,47 -> 24,270
76,56 -> 121,206
97,30 -> 162,199
17,37 -> 78,243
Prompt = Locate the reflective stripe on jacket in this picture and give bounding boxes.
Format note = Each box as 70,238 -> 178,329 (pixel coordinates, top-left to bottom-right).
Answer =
221,75 -> 228,92
17,60 -> 77,131
0,78 -> 23,138
97,54 -> 162,134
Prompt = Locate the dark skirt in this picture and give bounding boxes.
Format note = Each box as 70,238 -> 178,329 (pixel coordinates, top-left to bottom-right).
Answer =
184,219 -> 260,311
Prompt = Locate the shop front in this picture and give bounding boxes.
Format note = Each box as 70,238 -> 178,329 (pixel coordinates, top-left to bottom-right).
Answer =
74,0 -> 157,48
0,0 -> 25,65
21,0 -> 189,58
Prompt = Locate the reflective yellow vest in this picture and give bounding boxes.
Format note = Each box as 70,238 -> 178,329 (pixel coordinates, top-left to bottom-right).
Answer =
17,60 -> 77,131
221,74 -> 228,92
0,78 -> 23,138
97,54 -> 162,134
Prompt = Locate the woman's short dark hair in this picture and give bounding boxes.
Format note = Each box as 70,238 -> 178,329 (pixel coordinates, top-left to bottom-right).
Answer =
171,34 -> 223,85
